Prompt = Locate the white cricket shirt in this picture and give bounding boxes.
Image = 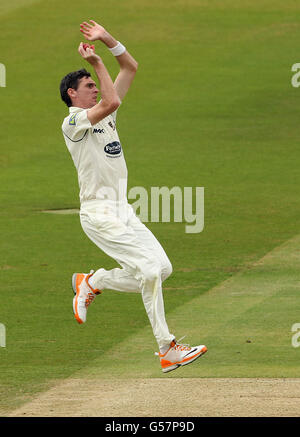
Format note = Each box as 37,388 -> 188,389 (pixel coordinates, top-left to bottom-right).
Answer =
62,107 -> 128,204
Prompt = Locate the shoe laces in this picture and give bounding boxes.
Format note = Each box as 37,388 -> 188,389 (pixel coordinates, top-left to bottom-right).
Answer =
85,292 -> 95,307
173,336 -> 191,351
173,343 -> 191,352
155,335 -> 190,356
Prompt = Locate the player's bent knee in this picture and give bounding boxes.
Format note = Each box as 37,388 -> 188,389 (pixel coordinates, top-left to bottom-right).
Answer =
141,264 -> 162,284
161,260 -> 173,282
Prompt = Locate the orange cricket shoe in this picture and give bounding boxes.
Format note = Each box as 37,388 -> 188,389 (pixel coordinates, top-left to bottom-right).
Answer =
72,270 -> 101,324
157,339 -> 207,373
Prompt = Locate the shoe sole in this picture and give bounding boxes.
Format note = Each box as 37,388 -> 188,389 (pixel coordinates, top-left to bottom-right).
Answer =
162,346 -> 208,373
72,273 -> 77,295
72,273 -> 84,324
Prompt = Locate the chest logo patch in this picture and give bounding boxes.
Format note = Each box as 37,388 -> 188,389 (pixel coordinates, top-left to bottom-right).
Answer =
104,141 -> 122,156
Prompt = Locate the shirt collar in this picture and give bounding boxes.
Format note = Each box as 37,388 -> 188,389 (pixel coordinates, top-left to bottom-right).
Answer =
69,106 -> 86,114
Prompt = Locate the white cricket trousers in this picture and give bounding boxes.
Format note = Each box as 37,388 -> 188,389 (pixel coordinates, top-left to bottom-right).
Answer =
79,199 -> 174,349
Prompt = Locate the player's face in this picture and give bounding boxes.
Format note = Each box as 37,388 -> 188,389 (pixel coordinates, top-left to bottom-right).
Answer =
72,76 -> 99,108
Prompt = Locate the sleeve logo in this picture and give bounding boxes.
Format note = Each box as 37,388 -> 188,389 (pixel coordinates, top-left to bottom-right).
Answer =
69,114 -> 76,126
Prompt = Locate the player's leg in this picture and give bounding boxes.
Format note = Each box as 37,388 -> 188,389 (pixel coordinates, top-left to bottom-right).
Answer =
79,205 -> 174,349
126,204 -> 173,283
86,205 -> 173,292
123,206 -> 207,371
80,210 -> 140,293
77,203 -> 208,371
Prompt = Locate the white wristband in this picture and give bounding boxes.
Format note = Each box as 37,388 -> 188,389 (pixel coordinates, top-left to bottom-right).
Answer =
108,41 -> 126,56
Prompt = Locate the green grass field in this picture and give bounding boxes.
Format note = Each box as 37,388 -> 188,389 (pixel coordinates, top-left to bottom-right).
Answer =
1,0 -> 300,414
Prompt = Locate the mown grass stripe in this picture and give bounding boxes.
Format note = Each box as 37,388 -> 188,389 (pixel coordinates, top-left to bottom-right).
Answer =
0,0 -> 43,17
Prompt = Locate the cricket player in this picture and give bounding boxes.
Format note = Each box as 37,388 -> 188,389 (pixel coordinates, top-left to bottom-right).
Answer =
60,20 -> 207,372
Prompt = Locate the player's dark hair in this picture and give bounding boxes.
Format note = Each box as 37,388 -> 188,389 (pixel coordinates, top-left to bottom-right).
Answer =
60,69 -> 91,107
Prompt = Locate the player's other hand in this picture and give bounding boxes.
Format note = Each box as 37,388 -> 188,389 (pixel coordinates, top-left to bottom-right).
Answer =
78,42 -> 102,65
80,20 -> 107,42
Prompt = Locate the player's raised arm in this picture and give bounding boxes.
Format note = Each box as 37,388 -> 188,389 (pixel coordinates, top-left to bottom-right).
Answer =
78,42 -> 120,125
80,20 -> 138,101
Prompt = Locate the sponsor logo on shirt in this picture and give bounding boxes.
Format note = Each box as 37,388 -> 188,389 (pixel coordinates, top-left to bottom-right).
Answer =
104,141 -> 122,157
93,128 -> 105,134
108,121 -> 116,131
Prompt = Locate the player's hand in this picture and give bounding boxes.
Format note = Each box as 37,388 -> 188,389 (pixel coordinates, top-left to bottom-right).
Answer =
80,20 -> 108,42
78,42 -> 102,65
